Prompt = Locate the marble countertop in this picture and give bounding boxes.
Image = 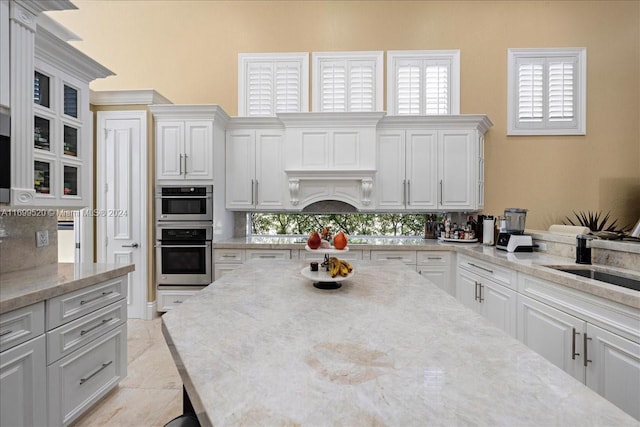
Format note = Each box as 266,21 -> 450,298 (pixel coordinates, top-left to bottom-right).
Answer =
0,262 -> 135,313
214,236 -> 640,309
162,260 -> 637,426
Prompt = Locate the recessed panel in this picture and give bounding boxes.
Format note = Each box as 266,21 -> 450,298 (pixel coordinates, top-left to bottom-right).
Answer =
301,132 -> 328,168
332,132 -> 359,168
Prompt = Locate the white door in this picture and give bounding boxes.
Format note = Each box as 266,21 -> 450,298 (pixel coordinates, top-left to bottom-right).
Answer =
255,130 -> 284,210
481,279 -> 517,338
585,323 -> 640,420
439,130 -> 475,210
375,131 -> 405,210
226,130 -> 255,209
156,121 -> 184,180
97,111 -> 147,319
406,130 -> 438,210
184,120 -> 213,180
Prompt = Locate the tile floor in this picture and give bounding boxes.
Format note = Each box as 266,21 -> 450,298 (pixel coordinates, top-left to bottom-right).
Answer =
72,317 -> 183,427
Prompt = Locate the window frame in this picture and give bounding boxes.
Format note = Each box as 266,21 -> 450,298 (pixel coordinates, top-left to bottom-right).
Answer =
238,52 -> 309,117
507,47 -> 586,136
386,50 -> 461,116
311,51 -> 384,112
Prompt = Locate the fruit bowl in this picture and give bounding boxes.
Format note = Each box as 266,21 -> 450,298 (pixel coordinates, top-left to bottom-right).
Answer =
301,266 -> 354,290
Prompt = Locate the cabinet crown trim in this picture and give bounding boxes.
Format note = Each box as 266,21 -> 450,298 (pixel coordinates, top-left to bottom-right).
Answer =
378,115 -> 493,133
149,104 -> 230,123
278,112 -> 386,128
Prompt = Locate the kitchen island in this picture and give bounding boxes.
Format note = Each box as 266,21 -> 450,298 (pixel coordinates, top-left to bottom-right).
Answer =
161,260 -> 637,426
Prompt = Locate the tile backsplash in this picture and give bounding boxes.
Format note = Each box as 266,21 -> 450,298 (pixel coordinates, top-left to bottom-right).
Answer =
0,213 -> 58,274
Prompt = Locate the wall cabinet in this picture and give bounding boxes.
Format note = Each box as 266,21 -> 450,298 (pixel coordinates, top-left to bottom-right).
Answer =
226,126 -> 286,210
8,3 -> 112,207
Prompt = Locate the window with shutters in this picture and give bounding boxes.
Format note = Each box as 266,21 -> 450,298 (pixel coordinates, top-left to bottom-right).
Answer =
507,48 -> 586,135
312,51 -> 383,112
238,53 -> 309,116
387,50 -> 460,116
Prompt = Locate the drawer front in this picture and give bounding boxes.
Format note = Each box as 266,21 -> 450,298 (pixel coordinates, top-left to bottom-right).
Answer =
417,251 -> 451,266
214,263 -> 242,281
458,254 -> 514,288
299,250 -> 363,261
214,249 -> 244,264
245,249 -> 290,260
47,299 -> 127,364
47,276 -> 127,330
48,323 -> 126,427
0,302 -> 45,352
370,250 -> 417,265
157,290 -> 201,311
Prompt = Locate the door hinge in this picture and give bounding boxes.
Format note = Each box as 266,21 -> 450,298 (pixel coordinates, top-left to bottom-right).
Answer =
75,243 -> 81,249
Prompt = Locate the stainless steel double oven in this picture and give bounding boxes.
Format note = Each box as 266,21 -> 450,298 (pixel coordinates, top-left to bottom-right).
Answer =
155,185 -> 213,286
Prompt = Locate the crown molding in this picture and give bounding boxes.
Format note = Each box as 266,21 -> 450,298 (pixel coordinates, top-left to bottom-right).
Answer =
277,112 -> 386,128
148,104 -> 231,124
91,89 -> 172,106
226,116 -> 284,130
378,115 -> 493,133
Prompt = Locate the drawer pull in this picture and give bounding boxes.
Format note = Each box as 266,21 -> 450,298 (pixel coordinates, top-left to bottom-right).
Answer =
468,262 -> 493,274
80,318 -> 113,336
386,256 -> 403,260
427,257 -> 443,260
258,255 -> 276,259
80,361 -> 113,385
572,328 -> 580,359
80,290 -> 114,305
222,255 -> 237,258
173,300 -> 184,304
0,329 -> 12,337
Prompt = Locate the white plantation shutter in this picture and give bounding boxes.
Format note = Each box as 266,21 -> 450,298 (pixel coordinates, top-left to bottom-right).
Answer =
321,61 -> 346,112
517,60 -> 543,122
387,51 -> 460,116
312,52 -> 383,112
275,61 -> 301,113
424,61 -> 450,115
548,59 -> 575,122
508,48 -> 585,135
247,62 -> 274,116
238,53 -> 309,116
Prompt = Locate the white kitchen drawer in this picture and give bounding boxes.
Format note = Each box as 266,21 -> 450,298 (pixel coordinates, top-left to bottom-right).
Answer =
214,263 -> 242,281
370,250 -> 417,265
298,249 -> 363,261
48,323 -> 126,427
245,249 -> 290,260
0,302 -> 45,353
417,251 -> 452,266
157,290 -> 201,311
457,254 -> 515,288
214,249 -> 244,264
47,276 -> 127,330
47,299 -> 127,364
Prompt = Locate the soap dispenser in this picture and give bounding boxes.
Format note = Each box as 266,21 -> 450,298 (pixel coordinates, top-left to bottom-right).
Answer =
576,234 -> 593,264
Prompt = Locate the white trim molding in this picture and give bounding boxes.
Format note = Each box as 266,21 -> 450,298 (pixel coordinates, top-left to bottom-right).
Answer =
91,89 -> 172,106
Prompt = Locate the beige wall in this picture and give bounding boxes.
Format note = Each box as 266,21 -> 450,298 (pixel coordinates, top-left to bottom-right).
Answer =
52,0 -> 640,230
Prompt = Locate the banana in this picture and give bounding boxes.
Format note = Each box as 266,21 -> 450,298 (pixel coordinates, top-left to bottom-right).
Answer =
329,257 -> 340,277
339,262 -> 349,277
341,260 -> 353,273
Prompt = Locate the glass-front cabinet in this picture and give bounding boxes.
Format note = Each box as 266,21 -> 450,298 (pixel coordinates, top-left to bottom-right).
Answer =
32,62 -> 86,205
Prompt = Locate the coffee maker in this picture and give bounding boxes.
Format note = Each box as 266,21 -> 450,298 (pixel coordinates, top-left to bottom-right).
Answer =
496,208 -> 534,252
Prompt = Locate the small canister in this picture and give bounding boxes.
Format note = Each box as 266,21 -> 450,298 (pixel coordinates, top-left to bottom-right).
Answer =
310,262 -> 319,271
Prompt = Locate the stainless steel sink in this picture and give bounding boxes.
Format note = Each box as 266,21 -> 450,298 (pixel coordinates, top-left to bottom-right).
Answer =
545,265 -> 640,291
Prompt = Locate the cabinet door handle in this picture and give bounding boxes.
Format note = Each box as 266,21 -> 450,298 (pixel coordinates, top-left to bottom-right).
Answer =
251,180 -> 255,205
0,329 -> 12,337
402,180 -> 406,205
583,333 -> 592,367
468,262 -> 494,274
80,290 -> 114,305
439,179 -> 443,206
407,180 -> 411,205
179,154 -> 183,175
80,361 -> 113,385
474,281 -> 479,301
80,318 -> 113,336
183,154 -> 188,176
572,328 -> 580,359
478,282 -> 484,302
255,180 -> 259,204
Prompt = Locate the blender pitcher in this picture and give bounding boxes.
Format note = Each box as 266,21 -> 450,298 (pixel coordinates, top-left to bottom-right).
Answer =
504,208 -> 527,234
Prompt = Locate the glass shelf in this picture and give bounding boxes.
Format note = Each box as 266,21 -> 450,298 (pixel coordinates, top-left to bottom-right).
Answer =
63,125 -> 78,157
63,165 -> 78,196
64,85 -> 78,118
34,116 -> 51,151
34,71 -> 50,108
34,160 -> 51,194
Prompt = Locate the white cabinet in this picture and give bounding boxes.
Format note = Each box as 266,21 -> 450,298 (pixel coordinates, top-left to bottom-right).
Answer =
456,255 -> 517,337
417,251 -> 454,296
517,272 -> 640,420
214,248 -> 292,281
375,116 -> 491,212
226,127 -> 285,210
375,130 -> 438,210
151,105 -> 228,182
0,302 -> 47,427
0,0 -> 9,111
0,335 -> 47,427
155,120 -> 213,180
370,250 -> 417,268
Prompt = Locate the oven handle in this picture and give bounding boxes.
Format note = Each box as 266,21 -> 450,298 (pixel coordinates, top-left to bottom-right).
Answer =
156,195 -> 212,199
155,243 -> 211,248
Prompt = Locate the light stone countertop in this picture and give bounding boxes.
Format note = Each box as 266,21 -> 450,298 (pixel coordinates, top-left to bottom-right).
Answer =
162,260 -> 638,427
214,236 -> 640,309
0,262 -> 135,313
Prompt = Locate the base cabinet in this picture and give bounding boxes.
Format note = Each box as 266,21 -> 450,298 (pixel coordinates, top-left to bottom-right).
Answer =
417,251 -> 453,296
0,335 -> 47,427
157,290 -> 202,312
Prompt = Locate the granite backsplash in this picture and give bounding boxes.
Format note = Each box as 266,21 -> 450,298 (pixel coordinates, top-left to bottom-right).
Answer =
0,213 -> 58,274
